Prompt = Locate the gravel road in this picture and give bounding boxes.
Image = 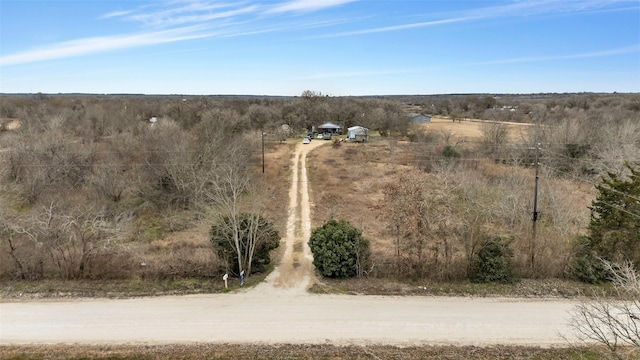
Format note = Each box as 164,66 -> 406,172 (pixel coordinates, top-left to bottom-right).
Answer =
0,140 -> 580,346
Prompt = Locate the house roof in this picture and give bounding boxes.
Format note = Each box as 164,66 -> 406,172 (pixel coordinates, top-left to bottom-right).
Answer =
319,122 -> 341,129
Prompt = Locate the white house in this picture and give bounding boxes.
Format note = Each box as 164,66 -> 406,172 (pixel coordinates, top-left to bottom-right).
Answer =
347,126 -> 369,142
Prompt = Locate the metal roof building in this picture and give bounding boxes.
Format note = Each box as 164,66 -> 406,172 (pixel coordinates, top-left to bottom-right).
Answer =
318,122 -> 342,133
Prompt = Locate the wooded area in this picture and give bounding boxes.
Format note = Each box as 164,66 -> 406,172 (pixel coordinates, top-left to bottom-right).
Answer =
0,92 -> 639,282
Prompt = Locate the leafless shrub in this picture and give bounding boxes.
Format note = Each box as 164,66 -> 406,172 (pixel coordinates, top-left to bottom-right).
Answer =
140,244 -> 221,279
570,260 -> 640,359
4,124 -> 94,205
481,122 -> 510,154
1,202 -> 134,280
408,125 -> 439,143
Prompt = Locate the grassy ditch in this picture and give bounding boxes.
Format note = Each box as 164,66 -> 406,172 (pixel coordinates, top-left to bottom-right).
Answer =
0,344 -> 610,360
1,276 -> 610,300
309,277 -> 612,298
0,274 -> 612,300
0,273 -> 272,300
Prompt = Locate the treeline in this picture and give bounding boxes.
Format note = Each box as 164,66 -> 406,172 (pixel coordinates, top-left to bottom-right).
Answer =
391,92 -> 640,123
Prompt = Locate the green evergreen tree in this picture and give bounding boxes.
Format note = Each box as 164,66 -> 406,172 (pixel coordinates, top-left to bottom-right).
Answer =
567,236 -> 608,284
308,219 -> 370,278
470,236 -> 515,284
588,163 -> 640,269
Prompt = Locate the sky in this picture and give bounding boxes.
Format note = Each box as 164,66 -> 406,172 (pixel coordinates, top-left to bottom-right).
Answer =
0,0 -> 639,96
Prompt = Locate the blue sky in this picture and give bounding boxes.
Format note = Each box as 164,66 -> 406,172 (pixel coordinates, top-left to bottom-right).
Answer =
1,0 -> 639,95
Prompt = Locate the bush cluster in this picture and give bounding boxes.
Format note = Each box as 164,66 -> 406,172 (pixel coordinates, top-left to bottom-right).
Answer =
471,237 -> 516,284
308,220 -> 370,278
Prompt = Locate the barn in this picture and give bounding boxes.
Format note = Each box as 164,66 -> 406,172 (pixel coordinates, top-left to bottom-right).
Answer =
409,113 -> 431,124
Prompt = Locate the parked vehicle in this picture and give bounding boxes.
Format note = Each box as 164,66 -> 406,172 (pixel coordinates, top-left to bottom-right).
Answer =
302,137 -> 311,144
316,133 -> 324,140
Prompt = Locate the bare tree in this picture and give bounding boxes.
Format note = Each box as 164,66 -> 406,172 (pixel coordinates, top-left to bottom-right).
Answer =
480,122 -> 510,157
203,137 -> 272,277
1,200 -> 132,280
247,103 -> 276,130
383,169 -> 454,278
570,260 -> 640,359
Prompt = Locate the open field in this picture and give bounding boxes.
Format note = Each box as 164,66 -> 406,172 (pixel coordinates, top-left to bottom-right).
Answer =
425,115 -> 533,140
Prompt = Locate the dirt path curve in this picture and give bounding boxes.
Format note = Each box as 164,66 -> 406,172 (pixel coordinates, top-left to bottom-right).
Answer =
0,139 -> 582,347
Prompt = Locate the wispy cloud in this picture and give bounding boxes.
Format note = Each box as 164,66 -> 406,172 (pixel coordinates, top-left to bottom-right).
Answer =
119,2 -> 258,27
318,0 -> 637,38
3,0 -> 636,67
0,26 -> 213,66
318,17 -> 474,38
1,0 -> 361,66
470,45 -> 640,66
267,0 -> 358,14
99,10 -> 134,20
465,0 -> 637,17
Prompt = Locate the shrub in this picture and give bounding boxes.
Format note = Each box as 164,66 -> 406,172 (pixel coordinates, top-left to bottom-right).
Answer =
308,219 -> 370,278
568,235 -> 608,284
442,144 -> 460,158
470,237 -> 515,283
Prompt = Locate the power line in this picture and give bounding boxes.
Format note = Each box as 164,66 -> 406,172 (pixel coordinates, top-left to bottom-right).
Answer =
540,164 -> 640,219
538,150 -> 640,204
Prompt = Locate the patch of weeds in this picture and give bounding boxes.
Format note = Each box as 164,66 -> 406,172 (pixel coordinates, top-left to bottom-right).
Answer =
308,282 -> 350,295
146,224 -> 164,240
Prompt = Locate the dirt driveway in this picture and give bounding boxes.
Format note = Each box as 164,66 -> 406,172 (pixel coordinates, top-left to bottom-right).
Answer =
0,139 -> 581,346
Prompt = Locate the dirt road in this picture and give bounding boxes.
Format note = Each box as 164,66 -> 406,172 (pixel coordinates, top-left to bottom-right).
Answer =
0,140 -> 580,346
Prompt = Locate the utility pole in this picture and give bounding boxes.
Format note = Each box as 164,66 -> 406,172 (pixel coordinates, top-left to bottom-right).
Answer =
531,142 -> 541,273
261,130 -> 265,174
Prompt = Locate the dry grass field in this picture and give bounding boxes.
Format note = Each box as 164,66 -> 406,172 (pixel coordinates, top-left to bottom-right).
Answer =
0,344 -> 605,360
307,118 -> 596,282
423,115 -> 533,141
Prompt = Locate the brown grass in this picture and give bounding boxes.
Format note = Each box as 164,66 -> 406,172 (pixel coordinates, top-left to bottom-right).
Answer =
308,125 -> 595,280
426,116 -> 533,141
0,344 -> 607,360
260,141 -> 296,235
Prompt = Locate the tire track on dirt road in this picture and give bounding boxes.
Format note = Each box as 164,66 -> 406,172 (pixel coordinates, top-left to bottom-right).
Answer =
253,140 -> 325,295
